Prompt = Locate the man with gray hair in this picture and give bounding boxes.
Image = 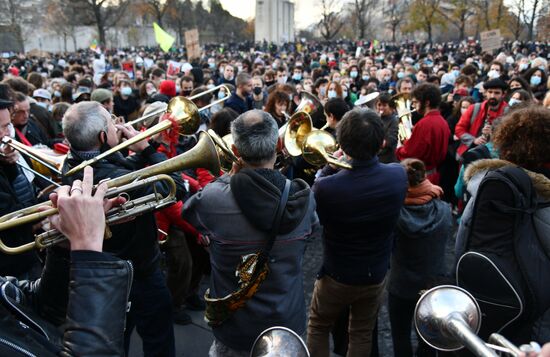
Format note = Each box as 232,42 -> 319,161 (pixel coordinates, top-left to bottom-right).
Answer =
224,72 -> 254,114
184,109 -> 320,356
61,101 -> 185,357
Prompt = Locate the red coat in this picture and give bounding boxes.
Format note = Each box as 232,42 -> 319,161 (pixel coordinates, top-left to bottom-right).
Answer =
396,110 -> 450,184
455,100 -> 508,156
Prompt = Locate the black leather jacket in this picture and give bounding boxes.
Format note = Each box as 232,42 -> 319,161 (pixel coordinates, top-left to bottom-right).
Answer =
61,145 -> 186,279
0,247 -> 132,356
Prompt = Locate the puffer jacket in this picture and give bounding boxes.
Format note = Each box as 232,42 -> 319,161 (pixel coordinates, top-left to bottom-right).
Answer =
0,248 -> 132,356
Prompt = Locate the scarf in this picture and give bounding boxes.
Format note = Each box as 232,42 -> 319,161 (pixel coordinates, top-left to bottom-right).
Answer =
405,179 -> 443,205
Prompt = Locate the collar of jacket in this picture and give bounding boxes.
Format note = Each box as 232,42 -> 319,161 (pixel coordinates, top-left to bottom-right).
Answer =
464,158 -> 550,200
350,156 -> 379,169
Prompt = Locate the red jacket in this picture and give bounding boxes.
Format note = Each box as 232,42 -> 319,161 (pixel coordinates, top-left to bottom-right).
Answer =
396,110 -> 450,184
455,100 -> 508,156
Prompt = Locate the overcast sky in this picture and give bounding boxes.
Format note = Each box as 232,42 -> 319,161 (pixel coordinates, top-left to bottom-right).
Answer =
218,0 -> 339,29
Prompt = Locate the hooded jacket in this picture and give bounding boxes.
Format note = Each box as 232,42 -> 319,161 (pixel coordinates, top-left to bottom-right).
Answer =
183,168 -> 320,351
387,198 -> 452,299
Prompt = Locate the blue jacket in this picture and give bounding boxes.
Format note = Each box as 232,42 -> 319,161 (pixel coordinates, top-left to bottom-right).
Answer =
224,93 -> 253,115
313,157 -> 407,285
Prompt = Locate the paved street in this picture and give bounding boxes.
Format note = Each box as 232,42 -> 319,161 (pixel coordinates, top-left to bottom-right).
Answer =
129,221 -> 458,356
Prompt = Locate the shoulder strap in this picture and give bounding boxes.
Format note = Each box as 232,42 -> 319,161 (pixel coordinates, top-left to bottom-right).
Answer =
470,103 -> 482,126
259,179 -> 291,261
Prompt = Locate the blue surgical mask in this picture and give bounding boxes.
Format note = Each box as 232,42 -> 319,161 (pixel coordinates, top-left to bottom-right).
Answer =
209,62 -> 216,69
175,85 -> 181,94
218,91 -> 226,100
350,71 -> 358,78
207,84 -> 215,90
36,102 -> 50,111
487,70 -> 500,79
530,76 -> 541,86
508,98 -> 522,107
54,90 -> 61,98
343,90 -> 348,98
384,75 -> 391,82
397,72 -> 405,79
292,73 -> 302,81
452,69 -> 460,78
519,63 -> 529,71
362,75 -> 369,81
327,90 -> 337,98
121,87 -> 132,96
320,87 -> 326,96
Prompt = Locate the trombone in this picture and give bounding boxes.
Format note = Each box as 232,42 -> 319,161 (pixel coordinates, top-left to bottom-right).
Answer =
127,84 -> 230,128
1,137 -> 64,177
0,131 -> 221,255
65,87 -> 231,176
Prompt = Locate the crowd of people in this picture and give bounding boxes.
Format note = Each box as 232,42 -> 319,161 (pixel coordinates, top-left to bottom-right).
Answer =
0,38 -> 549,356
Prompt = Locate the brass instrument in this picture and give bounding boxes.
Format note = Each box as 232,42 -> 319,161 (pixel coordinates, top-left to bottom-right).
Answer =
295,91 -> 324,128
66,89 -> 230,176
127,84 -> 230,129
207,129 -> 238,172
283,112 -> 352,170
2,137 -> 64,177
251,327 -> 309,357
393,92 -> 414,143
0,131 -> 221,255
415,285 -> 541,357
302,130 -> 352,169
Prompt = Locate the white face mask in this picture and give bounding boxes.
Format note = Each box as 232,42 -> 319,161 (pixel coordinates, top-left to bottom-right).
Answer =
277,76 -> 288,84
487,70 -> 500,79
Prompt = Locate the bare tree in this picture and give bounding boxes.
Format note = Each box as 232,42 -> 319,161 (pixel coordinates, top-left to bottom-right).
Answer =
384,0 -> 409,41
165,0 -> 195,45
318,0 -> 345,40
436,0 -> 475,40
521,0 -> 549,40
351,0 -> 380,39
405,0 -> 445,42
44,0 -> 80,52
144,0 -> 169,26
71,0 -> 132,46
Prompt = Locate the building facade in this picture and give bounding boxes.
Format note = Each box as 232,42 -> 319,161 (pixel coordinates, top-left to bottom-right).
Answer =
255,0 -> 295,44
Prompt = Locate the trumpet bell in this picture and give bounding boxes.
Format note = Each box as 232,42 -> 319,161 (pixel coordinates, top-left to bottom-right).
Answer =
296,91 -> 324,128
302,130 -> 338,167
284,112 -> 313,157
167,96 -> 201,135
415,285 -> 482,351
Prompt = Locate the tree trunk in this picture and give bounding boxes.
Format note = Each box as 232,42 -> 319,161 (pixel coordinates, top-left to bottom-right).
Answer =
528,0 -> 539,41
63,32 -> 67,52
392,24 -> 397,42
427,23 -> 433,43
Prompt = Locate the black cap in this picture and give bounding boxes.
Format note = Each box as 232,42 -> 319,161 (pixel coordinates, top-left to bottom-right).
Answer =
0,98 -> 13,110
483,78 -> 508,91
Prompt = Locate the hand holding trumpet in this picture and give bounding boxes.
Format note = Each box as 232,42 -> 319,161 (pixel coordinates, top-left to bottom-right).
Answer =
47,167 -> 126,252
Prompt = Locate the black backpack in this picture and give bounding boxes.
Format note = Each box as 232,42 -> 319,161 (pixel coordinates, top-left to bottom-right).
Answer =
456,165 -> 550,344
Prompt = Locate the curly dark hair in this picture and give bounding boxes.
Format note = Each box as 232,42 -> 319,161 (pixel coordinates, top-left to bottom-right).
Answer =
411,83 -> 441,109
493,106 -> 550,170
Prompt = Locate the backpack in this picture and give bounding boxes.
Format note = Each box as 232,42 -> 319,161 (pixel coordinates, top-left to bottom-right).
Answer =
456,165 -> 550,344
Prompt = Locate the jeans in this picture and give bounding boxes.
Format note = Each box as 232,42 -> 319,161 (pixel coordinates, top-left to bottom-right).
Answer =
307,275 -> 386,357
124,266 -> 175,357
388,293 -> 435,357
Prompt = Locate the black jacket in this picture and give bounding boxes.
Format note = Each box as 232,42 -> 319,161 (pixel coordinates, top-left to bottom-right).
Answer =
0,248 -> 132,356
0,162 -> 38,276
61,145 -> 186,279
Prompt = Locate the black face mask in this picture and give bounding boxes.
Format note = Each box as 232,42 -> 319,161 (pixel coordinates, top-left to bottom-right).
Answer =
182,90 -> 192,97
265,80 -> 275,87
253,87 -> 262,95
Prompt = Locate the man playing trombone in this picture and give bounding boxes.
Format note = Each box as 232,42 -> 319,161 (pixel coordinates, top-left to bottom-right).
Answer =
61,101 -> 186,357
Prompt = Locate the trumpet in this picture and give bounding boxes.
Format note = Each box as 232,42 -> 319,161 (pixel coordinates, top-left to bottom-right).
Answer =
0,131 -> 221,255
65,87 -> 231,176
415,285 -> 541,356
127,84 -> 230,129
